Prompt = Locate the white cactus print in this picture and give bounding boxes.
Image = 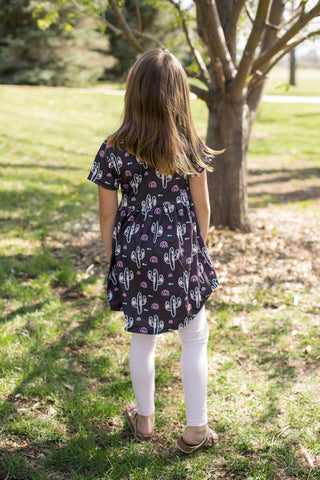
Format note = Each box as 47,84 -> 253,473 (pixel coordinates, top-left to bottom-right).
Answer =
190,287 -> 202,308
151,221 -> 163,243
90,161 -> 103,183
178,271 -> 189,294
124,222 -> 140,243
125,315 -> 134,330
130,173 -> 142,193
165,295 -> 182,318
119,267 -> 134,290
107,153 -> 123,174
163,202 -> 175,222
148,315 -> 164,334
147,269 -> 164,292
131,292 -> 147,314
131,246 -> 145,268
155,170 -> 173,189
177,222 -> 187,246
164,247 -> 180,271
141,194 -> 157,220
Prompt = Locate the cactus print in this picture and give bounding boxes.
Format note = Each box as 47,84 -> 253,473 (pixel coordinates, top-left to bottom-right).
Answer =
88,141 -> 219,335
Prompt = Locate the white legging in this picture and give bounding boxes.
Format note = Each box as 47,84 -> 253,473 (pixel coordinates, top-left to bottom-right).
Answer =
129,307 -> 209,426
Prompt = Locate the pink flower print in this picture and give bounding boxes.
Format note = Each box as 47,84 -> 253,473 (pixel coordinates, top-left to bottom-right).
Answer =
161,289 -> 170,296
117,261 -> 123,267
150,256 -> 158,263
178,209 -> 184,216
186,257 -> 192,265
125,170 -> 132,177
107,172 -> 112,177
141,234 -> 148,241
137,316 -> 141,321
123,292 -> 127,297
140,327 -> 148,333
149,181 -> 157,188
191,275 -> 198,282
191,211 -> 195,217
171,185 -> 179,192
169,320 -> 173,324
167,225 -> 172,230
160,241 -> 168,248
124,152 -> 130,157
187,303 -> 192,311
123,184 -> 129,189
99,150 -> 104,157
141,224 -> 144,228
140,281 -> 147,288
144,171 -> 149,176
151,303 -> 159,310
132,197 -> 136,201
154,208 -> 161,214
201,287 -> 206,292
121,211 -> 126,217
168,273 -> 173,278
128,215 -> 134,222
137,271 -> 141,275
114,287 -> 119,292
123,245 -> 127,250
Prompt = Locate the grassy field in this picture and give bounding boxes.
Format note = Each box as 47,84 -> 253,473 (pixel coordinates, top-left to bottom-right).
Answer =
0,85 -> 320,480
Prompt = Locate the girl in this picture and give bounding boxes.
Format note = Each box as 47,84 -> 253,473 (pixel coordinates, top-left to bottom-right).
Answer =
88,49 -> 219,453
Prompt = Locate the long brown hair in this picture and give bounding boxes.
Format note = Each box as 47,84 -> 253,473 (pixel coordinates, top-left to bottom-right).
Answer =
108,49 -> 217,176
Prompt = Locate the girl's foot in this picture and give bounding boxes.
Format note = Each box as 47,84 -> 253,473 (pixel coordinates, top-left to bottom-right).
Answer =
177,426 -> 219,453
181,425 -> 209,446
136,411 -> 155,436
124,404 -> 154,442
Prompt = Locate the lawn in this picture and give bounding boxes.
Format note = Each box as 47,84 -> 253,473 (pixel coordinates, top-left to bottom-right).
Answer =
0,85 -> 319,480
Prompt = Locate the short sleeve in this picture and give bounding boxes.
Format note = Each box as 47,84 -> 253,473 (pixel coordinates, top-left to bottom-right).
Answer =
87,141 -> 121,191
195,154 -> 214,174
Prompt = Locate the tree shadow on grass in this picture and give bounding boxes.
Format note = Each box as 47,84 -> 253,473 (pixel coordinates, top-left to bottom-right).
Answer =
248,167 -> 320,186
249,185 -> 320,206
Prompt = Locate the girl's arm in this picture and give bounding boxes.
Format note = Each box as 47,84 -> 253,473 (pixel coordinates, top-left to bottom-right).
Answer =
189,170 -> 210,243
98,186 -> 118,263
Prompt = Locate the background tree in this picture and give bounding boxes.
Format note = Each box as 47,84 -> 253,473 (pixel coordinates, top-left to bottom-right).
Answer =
104,0 -> 187,79
104,0 -> 320,231
0,0 -> 103,86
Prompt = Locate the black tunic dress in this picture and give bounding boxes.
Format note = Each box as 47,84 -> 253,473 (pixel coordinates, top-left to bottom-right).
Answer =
88,141 -> 218,335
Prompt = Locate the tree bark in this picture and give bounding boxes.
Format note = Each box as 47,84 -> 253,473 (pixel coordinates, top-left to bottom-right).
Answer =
206,98 -> 251,232
289,48 -> 296,86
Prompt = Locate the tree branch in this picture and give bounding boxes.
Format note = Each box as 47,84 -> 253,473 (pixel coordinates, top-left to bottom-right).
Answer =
107,0 -> 143,52
167,0 -> 210,86
133,0 -> 143,32
231,0 -> 272,101
189,84 -> 210,103
245,2 -> 255,24
252,2 -> 320,73
70,0 -> 163,48
249,27 -> 320,92
194,0 -> 236,81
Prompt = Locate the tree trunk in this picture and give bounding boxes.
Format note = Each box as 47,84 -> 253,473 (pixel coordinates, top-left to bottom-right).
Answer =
206,98 -> 251,232
289,48 -> 296,86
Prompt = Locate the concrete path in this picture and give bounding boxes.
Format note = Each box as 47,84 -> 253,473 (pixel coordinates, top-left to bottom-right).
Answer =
96,87 -> 320,104
263,95 -> 320,104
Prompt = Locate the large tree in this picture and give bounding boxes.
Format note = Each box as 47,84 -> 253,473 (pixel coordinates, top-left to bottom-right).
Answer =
104,0 -> 320,231
51,0 -> 320,230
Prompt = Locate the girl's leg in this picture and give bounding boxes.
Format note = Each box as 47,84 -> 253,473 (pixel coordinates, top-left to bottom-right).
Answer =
129,332 -> 157,434
178,307 -> 209,443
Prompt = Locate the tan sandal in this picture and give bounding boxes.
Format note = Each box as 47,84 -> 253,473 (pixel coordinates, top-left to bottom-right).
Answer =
124,404 -> 153,442
176,427 -> 219,454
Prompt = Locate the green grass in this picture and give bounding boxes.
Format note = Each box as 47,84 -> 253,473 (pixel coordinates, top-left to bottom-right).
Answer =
1,85 -> 320,479
265,66 -> 320,97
